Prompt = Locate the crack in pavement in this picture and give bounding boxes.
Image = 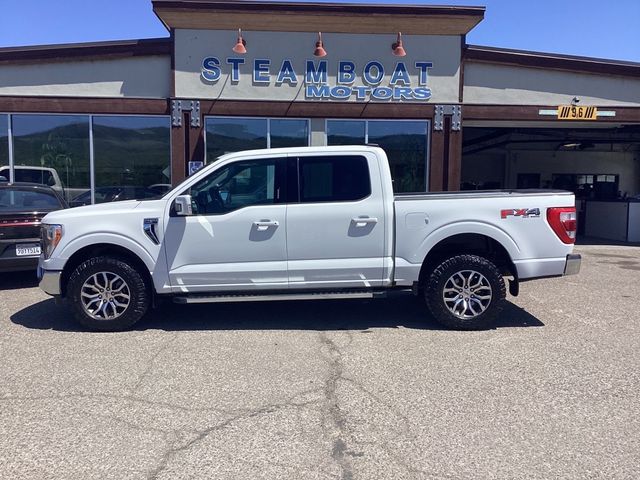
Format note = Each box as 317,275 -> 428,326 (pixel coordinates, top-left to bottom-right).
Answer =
145,390 -> 322,480
318,331 -> 354,480
129,334 -> 179,396
318,341 -> 430,479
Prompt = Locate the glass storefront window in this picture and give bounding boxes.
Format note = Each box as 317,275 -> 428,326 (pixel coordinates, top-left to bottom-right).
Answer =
92,116 -> 171,205
206,118 -> 268,162
368,121 -> 428,193
327,119 -> 428,193
0,115 -> 8,179
326,120 -> 366,146
205,117 -> 310,163
11,115 -> 90,202
270,119 -> 308,149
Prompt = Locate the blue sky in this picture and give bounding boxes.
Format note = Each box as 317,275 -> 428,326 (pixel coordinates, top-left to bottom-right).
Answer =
0,0 -> 638,62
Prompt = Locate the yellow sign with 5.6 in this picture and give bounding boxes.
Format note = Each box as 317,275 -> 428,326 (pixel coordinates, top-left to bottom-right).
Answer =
557,105 -> 598,120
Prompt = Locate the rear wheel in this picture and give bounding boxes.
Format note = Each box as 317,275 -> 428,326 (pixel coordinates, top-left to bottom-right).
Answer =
67,256 -> 149,331
424,254 -> 506,330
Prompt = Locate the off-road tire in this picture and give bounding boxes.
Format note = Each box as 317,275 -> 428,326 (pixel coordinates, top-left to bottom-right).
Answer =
67,256 -> 149,331
424,254 -> 506,330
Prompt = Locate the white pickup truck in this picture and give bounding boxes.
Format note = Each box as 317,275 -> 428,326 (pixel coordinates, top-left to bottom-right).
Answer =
38,146 -> 581,331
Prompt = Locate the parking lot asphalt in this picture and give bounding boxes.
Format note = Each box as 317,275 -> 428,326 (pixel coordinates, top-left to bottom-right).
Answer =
0,243 -> 639,480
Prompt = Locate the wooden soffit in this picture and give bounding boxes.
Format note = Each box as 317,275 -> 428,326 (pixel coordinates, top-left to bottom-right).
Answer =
152,1 -> 485,35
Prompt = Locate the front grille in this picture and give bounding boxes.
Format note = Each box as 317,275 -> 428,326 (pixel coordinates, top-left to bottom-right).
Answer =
0,217 -> 41,240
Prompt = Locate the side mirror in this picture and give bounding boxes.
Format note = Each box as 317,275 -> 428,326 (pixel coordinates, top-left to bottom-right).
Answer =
174,195 -> 193,216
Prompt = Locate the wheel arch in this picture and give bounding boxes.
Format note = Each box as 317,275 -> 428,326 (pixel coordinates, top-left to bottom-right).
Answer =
60,243 -> 152,298
418,233 -> 517,287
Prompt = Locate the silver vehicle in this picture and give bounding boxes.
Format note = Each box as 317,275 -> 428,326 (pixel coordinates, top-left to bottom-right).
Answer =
38,146 -> 580,331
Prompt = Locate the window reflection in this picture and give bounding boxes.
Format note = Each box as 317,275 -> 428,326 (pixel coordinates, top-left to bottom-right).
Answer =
368,121 -> 428,193
327,120 -> 428,193
205,117 -> 310,163
326,120 -> 366,146
206,118 -> 268,162
11,115 -> 90,202
92,116 -> 171,205
270,119 -> 308,149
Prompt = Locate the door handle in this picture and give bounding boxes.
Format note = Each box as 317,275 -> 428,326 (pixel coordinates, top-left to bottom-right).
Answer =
254,220 -> 279,231
351,217 -> 378,227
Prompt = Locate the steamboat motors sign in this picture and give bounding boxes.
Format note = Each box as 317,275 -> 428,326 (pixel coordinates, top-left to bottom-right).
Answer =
201,57 -> 434,101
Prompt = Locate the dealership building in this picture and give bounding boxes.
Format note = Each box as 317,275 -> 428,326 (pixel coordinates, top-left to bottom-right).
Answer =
1,0 -> 639,241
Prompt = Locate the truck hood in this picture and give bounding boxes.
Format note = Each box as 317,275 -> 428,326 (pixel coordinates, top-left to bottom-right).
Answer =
42,199 -> 164,224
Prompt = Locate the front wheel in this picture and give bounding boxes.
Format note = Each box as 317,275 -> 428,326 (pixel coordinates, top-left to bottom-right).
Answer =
67,256 -> 150,331
424,254 -> 506,330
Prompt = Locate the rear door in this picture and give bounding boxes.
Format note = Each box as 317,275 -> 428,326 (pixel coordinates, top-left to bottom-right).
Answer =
286,152 -> 386,289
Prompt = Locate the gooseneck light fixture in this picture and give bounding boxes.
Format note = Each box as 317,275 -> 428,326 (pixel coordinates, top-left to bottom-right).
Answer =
314,32 -> 327,57
232,28 -> 247,54
392,32 -> 407,57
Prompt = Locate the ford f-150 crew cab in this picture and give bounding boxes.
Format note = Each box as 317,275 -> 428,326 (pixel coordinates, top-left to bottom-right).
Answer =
37,146 -> 581,331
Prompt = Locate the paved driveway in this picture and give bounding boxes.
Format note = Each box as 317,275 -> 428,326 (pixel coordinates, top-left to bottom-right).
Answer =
1,244 -> 638,479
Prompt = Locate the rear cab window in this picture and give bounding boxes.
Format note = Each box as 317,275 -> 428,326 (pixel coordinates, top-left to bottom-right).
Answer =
297,155 -> 371,203
13,169 -> 55,186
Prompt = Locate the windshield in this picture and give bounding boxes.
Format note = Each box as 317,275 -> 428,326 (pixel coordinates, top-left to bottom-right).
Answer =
0,188 -> 62,212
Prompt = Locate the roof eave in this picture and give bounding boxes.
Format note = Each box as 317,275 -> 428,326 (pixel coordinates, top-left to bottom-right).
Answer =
151,0 -> 486,35
465,44 -> 640,78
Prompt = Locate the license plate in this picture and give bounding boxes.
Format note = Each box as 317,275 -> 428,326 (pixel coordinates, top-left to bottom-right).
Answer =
16,243 -> 41,256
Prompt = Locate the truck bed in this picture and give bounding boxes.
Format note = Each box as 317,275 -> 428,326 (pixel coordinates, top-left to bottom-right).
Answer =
395,189 -> 574,201
392,189 -> 577,284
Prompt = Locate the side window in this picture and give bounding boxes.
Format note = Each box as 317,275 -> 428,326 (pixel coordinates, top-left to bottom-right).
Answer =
298,155 -> 370,203
187,159 -> 282,215
13,169 -> 55,186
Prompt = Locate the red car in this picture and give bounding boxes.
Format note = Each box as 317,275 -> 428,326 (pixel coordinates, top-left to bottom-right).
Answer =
0,182 -> 67,273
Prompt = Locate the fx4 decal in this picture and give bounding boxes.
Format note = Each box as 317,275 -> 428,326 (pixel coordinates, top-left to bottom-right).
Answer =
501,208 -> 541,219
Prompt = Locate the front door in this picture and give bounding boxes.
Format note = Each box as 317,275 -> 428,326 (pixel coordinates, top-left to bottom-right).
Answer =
164,157 -> 287,292
286,153 -> 386,289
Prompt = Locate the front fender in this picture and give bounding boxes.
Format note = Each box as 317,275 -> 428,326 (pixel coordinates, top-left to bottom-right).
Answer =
42,232 -> 157,273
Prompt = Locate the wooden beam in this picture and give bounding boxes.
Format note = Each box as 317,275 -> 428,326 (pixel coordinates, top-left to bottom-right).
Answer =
447,129 -> 462,191
429,125 -> 444,192
0,96 -> 169,115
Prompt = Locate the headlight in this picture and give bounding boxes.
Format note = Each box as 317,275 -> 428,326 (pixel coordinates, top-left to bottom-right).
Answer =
41,224 -> 63,259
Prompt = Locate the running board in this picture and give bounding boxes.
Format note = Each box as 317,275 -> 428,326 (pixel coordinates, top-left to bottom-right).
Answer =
173,291 -> 385,304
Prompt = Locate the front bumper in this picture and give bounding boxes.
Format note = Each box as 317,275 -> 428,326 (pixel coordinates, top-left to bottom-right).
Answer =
0,256 -> 39,273
38,267 -> 62,296
564,254 -> 582,276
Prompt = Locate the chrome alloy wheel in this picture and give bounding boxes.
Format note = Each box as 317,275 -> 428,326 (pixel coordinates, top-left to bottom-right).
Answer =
442,270 -> 492,319
80,272 -> 131,320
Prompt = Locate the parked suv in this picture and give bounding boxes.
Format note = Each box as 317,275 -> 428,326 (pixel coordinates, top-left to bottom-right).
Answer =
0,182 -> 67,273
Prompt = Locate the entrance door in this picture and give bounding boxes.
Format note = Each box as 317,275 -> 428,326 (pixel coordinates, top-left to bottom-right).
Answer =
286,153 -> 386,289
164,157 -> 287,292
